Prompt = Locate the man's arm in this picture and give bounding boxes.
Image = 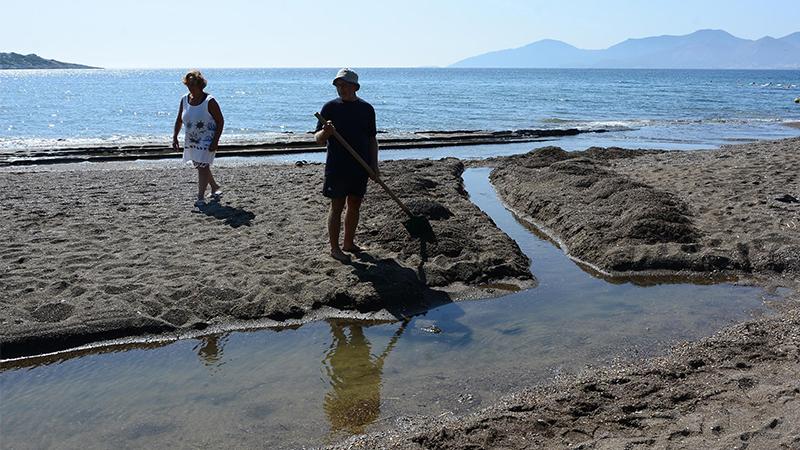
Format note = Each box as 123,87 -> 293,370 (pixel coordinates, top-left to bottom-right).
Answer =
369,106 -> 379,179
315,120 -> 334,145
369,136 -> 379,180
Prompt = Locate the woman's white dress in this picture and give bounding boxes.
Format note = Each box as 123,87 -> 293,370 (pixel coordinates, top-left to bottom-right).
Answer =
181,93 -> 218,167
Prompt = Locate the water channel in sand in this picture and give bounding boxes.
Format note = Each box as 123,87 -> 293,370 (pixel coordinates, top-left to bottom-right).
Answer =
0,168 -> 779,449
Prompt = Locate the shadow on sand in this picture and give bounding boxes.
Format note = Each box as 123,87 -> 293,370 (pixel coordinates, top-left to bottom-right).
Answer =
194,198 -> 255,228
346,246 -> 452,319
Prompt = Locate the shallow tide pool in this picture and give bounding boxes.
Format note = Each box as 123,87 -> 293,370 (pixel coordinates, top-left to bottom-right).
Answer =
0,168 -> 776,449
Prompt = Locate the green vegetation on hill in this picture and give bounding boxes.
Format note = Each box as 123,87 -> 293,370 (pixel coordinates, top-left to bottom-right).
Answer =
0,53 -> 99,69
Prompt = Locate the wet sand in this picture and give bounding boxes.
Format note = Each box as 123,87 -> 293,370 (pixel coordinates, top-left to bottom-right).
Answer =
334,138 -> 800,449
0,159 -> 533,359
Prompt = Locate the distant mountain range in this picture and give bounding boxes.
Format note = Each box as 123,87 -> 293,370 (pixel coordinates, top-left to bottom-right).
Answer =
0,53 -> 99,69
451,30 -> 800,69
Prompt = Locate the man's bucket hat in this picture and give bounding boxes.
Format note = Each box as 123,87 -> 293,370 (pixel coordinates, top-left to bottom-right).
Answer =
333,68 -> 359,88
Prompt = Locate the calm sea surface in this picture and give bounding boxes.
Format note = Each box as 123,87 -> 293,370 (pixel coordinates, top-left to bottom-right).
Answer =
1,68 -> 799,156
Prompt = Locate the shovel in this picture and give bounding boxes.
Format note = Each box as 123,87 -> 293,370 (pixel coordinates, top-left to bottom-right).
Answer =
315,112 -> 435,242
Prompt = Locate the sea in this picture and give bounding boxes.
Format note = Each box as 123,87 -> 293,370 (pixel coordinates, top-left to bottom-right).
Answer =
1,68 -> 799,158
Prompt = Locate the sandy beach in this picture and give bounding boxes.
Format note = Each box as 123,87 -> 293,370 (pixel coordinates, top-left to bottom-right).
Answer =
490,139 -> 800,279
2,138 -> 799,448
0,159 -> 533,359
335,138 -> 800,449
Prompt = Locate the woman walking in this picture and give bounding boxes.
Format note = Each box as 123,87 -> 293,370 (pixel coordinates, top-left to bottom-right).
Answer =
172,70 -> 224,206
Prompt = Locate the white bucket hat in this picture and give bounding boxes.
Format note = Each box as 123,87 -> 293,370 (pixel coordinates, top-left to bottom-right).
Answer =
333,68 -> 359,88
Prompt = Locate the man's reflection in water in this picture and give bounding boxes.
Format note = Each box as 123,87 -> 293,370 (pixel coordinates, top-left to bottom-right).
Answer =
195,333 -> 227,367
323,319 -> 408,435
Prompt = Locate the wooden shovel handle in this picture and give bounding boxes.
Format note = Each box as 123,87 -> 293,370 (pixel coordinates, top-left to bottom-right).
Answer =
315,112 -> 414,218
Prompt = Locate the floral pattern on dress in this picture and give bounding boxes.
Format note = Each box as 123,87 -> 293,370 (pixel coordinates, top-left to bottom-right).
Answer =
185,119 -> 217,151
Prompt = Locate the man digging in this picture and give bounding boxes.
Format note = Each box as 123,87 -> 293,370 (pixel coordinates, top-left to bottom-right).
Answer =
315,68 -> 379,263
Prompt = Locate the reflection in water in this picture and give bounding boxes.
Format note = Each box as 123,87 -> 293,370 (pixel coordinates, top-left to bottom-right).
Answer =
323,320 -> 408,436
195,334 -> 227,367
0,341 -> 172,372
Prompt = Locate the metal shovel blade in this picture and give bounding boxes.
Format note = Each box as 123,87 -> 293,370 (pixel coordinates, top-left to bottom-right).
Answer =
403,215 -> 436,243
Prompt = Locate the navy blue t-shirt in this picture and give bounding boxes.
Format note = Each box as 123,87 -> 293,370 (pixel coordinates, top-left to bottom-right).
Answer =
316,97 -> 377,177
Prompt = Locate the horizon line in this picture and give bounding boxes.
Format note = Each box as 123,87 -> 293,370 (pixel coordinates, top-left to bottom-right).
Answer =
4,66 -> 798,71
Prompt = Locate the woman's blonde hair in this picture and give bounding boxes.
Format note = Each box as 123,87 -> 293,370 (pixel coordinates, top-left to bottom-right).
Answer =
182,70 -> 207,88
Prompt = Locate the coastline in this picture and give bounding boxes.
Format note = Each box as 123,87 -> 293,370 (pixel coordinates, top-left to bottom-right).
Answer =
0,127 -> 603,166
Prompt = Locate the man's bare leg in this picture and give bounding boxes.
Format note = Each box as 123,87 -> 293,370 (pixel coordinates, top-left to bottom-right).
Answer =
328,197 -> 349,261
342,195 -> 363,252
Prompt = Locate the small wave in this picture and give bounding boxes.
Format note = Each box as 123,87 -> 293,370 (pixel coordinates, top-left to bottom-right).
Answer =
540,118 -> 574,124
540,116 -> 794,131
540,118 -> 643,131
667,117 -> 788,126
0,131 -> 312,154
748,82 -> 799,90
0,136 -> 165,154
2,117 -> 796,159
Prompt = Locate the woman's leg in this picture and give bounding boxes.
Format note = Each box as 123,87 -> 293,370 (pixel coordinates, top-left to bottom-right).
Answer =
197,166 -> 210,199
208,169 -> 220,193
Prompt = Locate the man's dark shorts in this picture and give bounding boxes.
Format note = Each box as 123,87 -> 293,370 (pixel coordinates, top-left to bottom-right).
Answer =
322,173 -> 369,198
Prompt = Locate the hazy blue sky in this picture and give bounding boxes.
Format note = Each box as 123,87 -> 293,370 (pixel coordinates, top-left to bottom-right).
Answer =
3,0 -> 798,68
